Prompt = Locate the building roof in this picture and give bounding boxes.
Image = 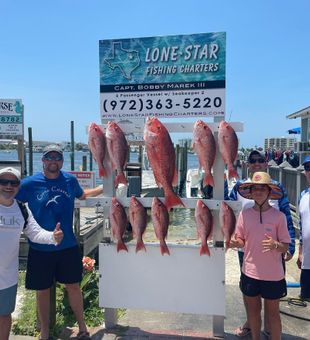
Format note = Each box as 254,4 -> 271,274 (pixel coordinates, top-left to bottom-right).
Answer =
286,106 -> 310,119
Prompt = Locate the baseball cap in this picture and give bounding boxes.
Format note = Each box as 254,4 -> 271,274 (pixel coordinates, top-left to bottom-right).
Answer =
43,144 -> 63,156
0,167 -> 21,180
302,155 -> 310,165
248,150 -> 265,162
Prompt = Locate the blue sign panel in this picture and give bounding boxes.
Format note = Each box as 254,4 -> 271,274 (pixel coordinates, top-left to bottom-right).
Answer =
99,32 -> 226,119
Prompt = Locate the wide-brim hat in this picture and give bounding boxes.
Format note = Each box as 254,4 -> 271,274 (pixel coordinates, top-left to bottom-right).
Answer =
238,172 -> 283,200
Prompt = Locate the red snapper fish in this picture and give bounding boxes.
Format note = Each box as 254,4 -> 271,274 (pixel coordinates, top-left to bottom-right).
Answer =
195,199 -> 213,256
220,201 -> 236,249
110,197 -> 128,252
192,120 -> 216,187
144,117 -> 184,211
106,121 -> 128,188
218,120 -> 239,180
129,196 -> 147,253
88,123 -> 107,177
151,197 -> 170,255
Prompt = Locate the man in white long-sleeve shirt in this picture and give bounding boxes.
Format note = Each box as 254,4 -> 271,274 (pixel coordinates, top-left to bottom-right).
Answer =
0,167 -> 63,340
297,155 -> 310,301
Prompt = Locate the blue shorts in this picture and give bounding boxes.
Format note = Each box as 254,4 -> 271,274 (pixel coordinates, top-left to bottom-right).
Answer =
0,284 -> 17,315
26,246 -> 83,290
240,272 -> 287,300
300,269 -> 310,299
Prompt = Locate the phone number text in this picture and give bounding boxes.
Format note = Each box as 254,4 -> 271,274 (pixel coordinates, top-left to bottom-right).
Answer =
102,97 -> 223,113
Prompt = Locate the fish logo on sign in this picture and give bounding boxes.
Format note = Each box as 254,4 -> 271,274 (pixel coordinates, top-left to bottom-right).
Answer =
46,195 -> 61,207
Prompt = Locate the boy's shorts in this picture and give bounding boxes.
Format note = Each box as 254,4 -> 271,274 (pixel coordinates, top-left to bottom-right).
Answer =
300,269 -> 310,300
26,246 -> 83,290
0,284 -> 17,315
240,272 -> 287,300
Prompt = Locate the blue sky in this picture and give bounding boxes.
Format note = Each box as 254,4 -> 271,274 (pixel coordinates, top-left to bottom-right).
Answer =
1,0 -> 309,148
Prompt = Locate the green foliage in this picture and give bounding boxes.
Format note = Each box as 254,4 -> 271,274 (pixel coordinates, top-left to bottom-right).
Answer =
11,287 -> 39,336
12,267 -> 105,336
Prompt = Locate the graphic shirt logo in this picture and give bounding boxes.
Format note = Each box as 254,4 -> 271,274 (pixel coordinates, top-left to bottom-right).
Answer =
45,195 -> 61,207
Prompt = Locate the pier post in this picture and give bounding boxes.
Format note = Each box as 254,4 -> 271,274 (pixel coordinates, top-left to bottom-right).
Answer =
295,166 -> 303,214
28,127 -> 33,176
89,150 -> 93,171
104,308 -> 117,329
70,121 -> 75,171
212,117 -> 225,337
82,155 -> 87,171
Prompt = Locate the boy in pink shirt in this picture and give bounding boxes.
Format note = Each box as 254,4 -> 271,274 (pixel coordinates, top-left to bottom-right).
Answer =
230,172 -> 291,340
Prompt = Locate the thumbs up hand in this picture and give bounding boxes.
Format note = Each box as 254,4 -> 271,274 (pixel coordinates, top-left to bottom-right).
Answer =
53,222 -> 63,245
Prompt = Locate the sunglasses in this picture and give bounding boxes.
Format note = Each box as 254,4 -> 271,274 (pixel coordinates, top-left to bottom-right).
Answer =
304,164 -> 310,171
43,155 -> 63,161
0,179 -> 20,187
249,158 -> 265,164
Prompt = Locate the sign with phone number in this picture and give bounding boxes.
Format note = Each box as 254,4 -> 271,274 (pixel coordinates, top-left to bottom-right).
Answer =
99,32 -> 226,120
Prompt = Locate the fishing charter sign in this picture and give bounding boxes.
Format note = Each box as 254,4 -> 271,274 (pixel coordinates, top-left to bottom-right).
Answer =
0,99 -> 23,137
99,32 -> 226,120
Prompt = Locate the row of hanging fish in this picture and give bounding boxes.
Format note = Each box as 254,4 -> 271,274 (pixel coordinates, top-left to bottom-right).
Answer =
110,196 -> 170,255
89,118 -> 238,208
193,119 -> 239,187
110,196 -> 236,256
88,121 -> 128,188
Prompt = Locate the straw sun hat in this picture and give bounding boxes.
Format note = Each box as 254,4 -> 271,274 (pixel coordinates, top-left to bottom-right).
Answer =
238,172 -> 283,200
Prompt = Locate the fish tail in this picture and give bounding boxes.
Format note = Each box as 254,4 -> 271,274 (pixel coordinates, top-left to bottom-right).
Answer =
117,240 -> 128,252
165,192 -> 184,211
115,172 -> 128,188
225,240 -> 231,251
200,244 -> 210,256
228,167 -> 239,180
160,241 -> 170,256
136,240 -> 146,253
203,173 -> 214,187
99,165 -> 106,178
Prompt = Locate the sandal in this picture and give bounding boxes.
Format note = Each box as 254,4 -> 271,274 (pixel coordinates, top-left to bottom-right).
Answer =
77,331 -> 91,340
234,326 -> 251,337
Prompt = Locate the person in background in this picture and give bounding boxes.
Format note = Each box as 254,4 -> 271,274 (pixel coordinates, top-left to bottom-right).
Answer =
0,167 -> 63,340
16,145 -> 103,340
229,150 -> 295,338
230,172 -> 290,340
296,155 -> 310,301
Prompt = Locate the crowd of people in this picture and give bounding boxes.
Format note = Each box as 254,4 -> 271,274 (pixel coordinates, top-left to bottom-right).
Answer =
0,144 -> 309,340
264,148 -> 300,167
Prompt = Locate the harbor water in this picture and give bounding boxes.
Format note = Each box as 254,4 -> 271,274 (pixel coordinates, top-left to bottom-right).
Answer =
0,150 -> 240,244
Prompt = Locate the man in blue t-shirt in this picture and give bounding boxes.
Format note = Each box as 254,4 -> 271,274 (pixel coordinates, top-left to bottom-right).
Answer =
17,144 -> 103,340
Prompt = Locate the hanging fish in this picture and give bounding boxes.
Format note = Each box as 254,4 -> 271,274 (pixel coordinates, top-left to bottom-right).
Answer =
88,123 -> 107,177
218,120 -> 239,180
129,196 -> 147,253
151,197 -> 170,255
144,117 -> 184,211
195,199 -> 213,256
193,120 -> 216,187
